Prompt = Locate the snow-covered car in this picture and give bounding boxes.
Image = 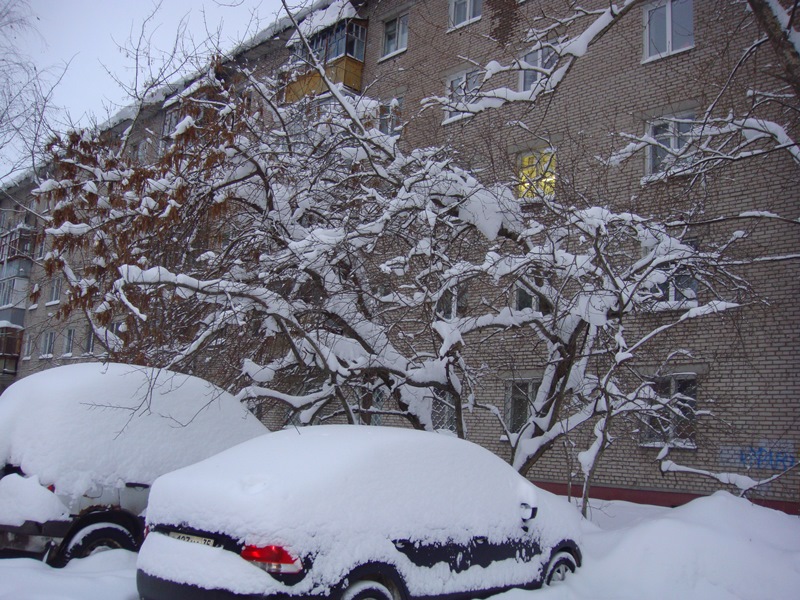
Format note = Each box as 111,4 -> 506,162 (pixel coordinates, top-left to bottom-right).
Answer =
0,362 -> 267,566
137,425 -> 583,600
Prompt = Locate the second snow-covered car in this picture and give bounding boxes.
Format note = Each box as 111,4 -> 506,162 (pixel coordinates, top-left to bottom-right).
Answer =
137,425 -> 583,600
0,362 -> 267,566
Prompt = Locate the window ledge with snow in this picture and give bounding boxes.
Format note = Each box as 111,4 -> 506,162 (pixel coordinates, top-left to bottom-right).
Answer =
378,48 -> 407,63
642,44 -> 694,65
640,440 -> 697,450
442,112 -> 474,126
447,16 -> 481,33
651,300 -> 698,312
45,300 -> 60,307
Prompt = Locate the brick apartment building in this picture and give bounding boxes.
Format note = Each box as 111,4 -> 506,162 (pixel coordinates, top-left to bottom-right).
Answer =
3,0 -> 799,512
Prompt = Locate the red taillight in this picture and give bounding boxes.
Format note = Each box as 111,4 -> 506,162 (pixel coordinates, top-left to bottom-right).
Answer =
47,484 -> 55,492
143,525 -> 150,539
241,544 -> 303,574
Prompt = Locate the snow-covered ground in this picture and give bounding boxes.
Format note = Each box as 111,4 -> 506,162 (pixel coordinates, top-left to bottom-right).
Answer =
0,492 -> 797,600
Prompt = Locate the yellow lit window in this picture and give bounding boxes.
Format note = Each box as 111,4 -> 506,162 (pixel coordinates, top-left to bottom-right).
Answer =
518,151 -> 556,198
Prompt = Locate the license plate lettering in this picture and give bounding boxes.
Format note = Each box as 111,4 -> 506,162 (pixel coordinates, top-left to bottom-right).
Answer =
168,532 -> 216,547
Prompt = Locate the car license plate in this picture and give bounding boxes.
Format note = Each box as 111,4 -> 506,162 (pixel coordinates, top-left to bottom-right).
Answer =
167,531 -> 216,547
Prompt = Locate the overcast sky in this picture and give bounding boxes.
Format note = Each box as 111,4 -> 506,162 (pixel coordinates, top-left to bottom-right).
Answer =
21,0 -> 288,127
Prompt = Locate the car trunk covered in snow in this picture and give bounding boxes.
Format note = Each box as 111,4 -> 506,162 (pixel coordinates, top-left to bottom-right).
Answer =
139,425 -> 584,598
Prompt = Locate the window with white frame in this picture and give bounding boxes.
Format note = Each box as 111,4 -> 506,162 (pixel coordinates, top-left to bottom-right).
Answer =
160,109 -> 180,154
520,47 -> 557,91
642,238 -> 698,308
85,326 -> 95,354
432,389 -> 457,432
383,14 -> 408,57
518,150 -> 556,198
641,373 -> 697,447
514,285 -> 535,311
23,334 -> 34,358
0,279 -> 12,307
449,0 -> 482,28
367,388 -> 386,426
63,328 -> 75,356
436,285 -> 467,320
647,113 -> 694,174
644,0 -> 693,60
40,330 -> 55,358
295,21 -> 367,64
378,97 -> 404,136
47,277 -> 62,304
505,379 -> 540,434
446,70 -> 481,120
656,270 -> 697,305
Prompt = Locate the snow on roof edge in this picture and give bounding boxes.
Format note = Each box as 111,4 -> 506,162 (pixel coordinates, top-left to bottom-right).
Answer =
99,0 -> 338,130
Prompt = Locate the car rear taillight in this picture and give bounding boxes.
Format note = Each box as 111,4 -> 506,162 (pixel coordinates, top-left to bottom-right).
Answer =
241,544 -> 303,574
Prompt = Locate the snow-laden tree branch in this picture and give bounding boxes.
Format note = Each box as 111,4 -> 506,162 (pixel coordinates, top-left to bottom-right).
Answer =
31,0 -> 793,490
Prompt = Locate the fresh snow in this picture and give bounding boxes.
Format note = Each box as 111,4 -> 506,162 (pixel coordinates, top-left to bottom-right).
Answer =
0,492 -> 797,599
0,474 -> 69,526
0,362 -> 267,500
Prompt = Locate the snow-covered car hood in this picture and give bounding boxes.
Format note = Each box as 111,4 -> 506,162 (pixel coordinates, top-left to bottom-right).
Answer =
0,363 -> 267,498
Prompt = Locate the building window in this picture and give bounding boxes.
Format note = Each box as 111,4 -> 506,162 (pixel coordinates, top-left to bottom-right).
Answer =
642,374 -> 697,447
518,150 -> 556,198
655,270 -> 698,306
23,334 -> 34,359
85,327 -> 95,355
432,390 -> 456,432
47,277 -> 62,304
450,0 -> 482,28
645,0 -> 693,60
40,330 -> 55,358
647,113 -> 694,174
378,97 -> 403,136
135,139 -> 149,163
446,70 -> 481,120
296,21 -> 367,64
63,328 -> 75,356
382,14 -> 408,57
160,109 -> 180,154
514,285 -> 535,311
0,279 -> 13,307
520,47 -> 557,91
436,285 -> 467,320
505,379 -> 539,433
368,388 -> 385,426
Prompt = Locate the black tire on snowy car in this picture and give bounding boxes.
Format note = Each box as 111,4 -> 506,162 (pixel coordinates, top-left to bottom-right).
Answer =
54,524 -> 137,566
544,550 -> 577,585
341,580 -> 395,600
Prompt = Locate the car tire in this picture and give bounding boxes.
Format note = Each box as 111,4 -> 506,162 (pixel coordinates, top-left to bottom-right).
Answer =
61,524 -> 137,563
545,551 -> 577,585
341,580 -> 395,600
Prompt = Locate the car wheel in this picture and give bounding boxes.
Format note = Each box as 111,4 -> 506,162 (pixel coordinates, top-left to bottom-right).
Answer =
62,524 -> 137,562
545,551 -> 577,585
341,580 -> 394,600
